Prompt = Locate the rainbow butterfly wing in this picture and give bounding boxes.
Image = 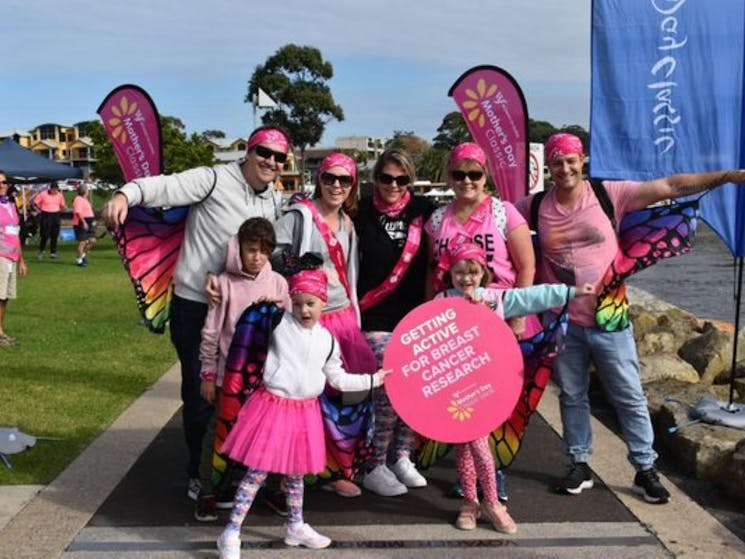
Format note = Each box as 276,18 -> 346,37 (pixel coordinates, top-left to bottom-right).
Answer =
114,205 -> 188,333
211,302 -> 283,490
313,393 -> 375,481
489,310 -> 568,467
596,200 -> 699,331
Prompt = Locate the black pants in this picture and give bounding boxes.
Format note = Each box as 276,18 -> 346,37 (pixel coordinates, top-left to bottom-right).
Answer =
169,294 -> 213,479
38,211 -> 61,254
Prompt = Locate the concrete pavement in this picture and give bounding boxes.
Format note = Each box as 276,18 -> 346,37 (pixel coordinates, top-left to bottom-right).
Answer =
1,360 -> 744,559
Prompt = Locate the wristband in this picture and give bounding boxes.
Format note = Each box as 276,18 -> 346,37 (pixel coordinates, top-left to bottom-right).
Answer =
200,371 -> 216,382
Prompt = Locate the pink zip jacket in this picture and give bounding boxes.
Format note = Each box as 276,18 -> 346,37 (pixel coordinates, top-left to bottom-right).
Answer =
199,235 -> 291,386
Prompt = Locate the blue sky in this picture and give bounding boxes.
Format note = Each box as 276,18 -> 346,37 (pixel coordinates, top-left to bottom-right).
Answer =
1,0 -> 591,145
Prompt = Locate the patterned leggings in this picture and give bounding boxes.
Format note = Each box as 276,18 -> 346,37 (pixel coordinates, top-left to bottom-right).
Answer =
455,436 -> 498,505
226,468 -> 305,532
365,332 -> 415,466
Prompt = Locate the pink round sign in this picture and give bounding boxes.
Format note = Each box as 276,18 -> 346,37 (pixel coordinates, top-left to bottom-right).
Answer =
383,297 -> 523,443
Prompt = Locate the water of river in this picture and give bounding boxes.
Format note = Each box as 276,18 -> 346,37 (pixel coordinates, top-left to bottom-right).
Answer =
627,221 -> 740,323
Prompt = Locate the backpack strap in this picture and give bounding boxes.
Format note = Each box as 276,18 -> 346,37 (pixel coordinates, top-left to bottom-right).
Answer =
201,168 -> 218,202
588,178 -> 616,230
490,197 -> 507,241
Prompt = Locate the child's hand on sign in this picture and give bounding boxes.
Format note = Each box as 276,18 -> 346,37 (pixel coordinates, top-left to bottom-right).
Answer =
575,282 -> 596,297
376,368 -> 393,384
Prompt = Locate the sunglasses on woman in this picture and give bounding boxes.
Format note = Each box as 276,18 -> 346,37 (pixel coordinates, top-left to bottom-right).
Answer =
451,170 -> 484,182
377,173 -> 410,187
320,172 -> 353,187
254,144 -> 288,164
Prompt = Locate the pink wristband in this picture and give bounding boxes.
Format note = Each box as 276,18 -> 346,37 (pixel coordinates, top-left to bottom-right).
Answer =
200,371 -> 216,382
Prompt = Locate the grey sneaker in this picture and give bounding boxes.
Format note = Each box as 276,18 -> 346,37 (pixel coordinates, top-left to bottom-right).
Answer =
390,456 -> 427,488
363,465 -> 407,496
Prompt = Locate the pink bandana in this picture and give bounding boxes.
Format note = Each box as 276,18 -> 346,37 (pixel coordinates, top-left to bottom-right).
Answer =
448,142 -> 487,168
318,152 -> 357,184
448,241 -> 487,269
373,187 -> 411,218
545,133 -> 584,163
246,128 -> 290,152
288,269 -> 328,302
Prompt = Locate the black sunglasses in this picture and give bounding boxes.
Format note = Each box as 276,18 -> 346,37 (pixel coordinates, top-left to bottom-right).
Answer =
378,173 -> 410,187
254,144 -> 288,164
320,172 -> 353,187
451,170 -> 484,182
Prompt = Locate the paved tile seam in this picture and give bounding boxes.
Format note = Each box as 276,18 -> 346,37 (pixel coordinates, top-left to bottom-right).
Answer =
537,382 -> 745,559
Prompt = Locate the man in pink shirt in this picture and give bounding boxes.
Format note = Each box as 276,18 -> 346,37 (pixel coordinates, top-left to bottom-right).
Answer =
34,182 -> 67,260
72,183 -> 95,267
516,133 -> 745,505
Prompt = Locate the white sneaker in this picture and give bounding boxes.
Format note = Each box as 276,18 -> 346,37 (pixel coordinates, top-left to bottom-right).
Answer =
284,522 -> 331,549
390,457 -> 427,488
363,465 -> 408,496
217,530 -> 241,559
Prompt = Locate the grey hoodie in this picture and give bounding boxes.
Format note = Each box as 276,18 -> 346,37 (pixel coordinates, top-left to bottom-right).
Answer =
118,161 -> 283,303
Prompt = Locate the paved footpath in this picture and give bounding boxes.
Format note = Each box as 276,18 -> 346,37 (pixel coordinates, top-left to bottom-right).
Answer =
1,362 -> 744,559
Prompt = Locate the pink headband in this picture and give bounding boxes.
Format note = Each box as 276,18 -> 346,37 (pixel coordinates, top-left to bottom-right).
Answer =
545,133 -> 584,164
318,152 -> 357,185
288,269 -> 328,302
449,142 -> 487,168
448,241 -> 487,269
246,128 -> 290,153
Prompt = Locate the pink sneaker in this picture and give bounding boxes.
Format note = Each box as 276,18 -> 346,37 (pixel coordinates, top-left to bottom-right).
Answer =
454,500 -> 480,530
322,479 -> 361,498
482,502 -> 517,534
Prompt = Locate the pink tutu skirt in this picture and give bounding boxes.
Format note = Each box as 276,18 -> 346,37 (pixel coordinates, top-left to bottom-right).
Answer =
321,304 -> 377,373
221,388 -> 326,475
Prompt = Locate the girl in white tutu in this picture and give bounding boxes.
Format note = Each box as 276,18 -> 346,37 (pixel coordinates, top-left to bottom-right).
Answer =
216,266 -> 390,558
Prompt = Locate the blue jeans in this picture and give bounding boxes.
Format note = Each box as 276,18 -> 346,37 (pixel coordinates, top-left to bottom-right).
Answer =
552,322 -> 657,471
170,295 -> 213,479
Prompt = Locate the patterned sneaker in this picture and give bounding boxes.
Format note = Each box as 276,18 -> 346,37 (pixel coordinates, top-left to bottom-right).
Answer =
187,477 -> 201,501
454,500 -> 480,530
284,522 -> 331,549
633,468 -> 670,504
482,501 -> 517,534
556,462 -> 594,495
390,456 -> 427,488
194,494 -> 217,522
363,465 -> 407,497
216,530 -> 241,559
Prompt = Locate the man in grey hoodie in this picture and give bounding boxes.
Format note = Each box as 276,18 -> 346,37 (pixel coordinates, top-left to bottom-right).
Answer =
103,126 -> 290,498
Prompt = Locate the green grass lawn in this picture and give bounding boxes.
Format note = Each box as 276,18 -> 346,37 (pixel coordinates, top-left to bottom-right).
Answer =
0,234 -> 176,484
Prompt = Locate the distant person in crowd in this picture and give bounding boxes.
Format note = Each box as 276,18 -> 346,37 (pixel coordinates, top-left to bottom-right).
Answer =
102,126 -> 290,502
34,181 -> 66,260
215,267 -> 391,555
0,171 -> 27,347
515,132 -> 745,504
435,241 -> 594,534
273,152 -> 377,498
354,148 -> 434,497
72,183 -> 96,267
194,217 -> 290,523
425,141 -> 537,501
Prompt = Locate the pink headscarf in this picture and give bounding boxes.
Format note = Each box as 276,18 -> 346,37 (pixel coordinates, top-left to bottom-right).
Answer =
448,142 -> 487,168
318,152 -> 357,185
288,269 -> 328,302
545,133 -> 584,164
246,128 -> 290,152
448,241 -> 487,269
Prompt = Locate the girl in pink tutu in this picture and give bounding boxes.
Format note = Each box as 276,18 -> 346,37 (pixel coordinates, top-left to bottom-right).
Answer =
216,267 -> 390,558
